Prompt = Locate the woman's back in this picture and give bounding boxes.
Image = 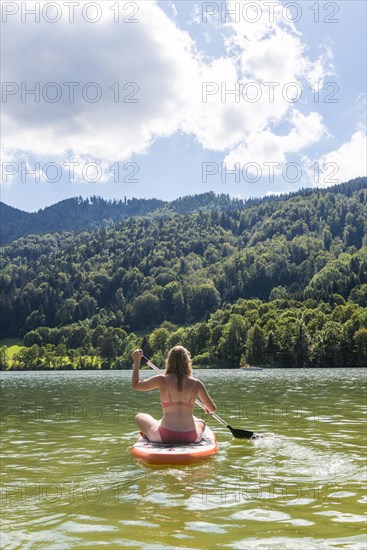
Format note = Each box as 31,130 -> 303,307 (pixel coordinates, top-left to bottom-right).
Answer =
161,374 -> 197,411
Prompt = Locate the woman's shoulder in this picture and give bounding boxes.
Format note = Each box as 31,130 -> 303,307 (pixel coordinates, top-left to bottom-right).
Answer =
190,375 -> 203,385
153,374 -> 166,384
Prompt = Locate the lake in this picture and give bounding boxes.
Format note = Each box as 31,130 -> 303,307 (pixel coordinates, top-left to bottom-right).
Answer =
1,368 -> 366,549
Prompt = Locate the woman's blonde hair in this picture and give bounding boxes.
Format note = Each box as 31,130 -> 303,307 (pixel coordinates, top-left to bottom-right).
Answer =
165,346 -> 192,391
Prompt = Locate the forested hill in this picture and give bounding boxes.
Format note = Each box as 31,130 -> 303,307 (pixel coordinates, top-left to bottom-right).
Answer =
1,193 -> 249,244
1,178 -> 366,244
1,177 -> 367,369
0,196 -> 164,244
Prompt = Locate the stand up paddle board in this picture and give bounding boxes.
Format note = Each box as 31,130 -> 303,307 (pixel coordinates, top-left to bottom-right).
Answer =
131,426 -> 218,465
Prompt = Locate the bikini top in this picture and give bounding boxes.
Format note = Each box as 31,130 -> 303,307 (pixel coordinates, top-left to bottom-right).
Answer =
161,376 -> 196,409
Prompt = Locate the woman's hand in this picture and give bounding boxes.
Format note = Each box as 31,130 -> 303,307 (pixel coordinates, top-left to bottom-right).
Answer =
132,349 -> 143,363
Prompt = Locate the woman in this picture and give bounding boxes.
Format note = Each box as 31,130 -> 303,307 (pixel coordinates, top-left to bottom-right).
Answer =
132,346 -> 216,443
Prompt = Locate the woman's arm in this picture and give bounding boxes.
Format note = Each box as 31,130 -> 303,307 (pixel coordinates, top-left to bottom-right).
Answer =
131,349 -> 163,391
197,380 -> 216,413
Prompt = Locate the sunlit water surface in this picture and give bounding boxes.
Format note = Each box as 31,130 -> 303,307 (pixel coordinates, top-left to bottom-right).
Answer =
1,368 -> 366,549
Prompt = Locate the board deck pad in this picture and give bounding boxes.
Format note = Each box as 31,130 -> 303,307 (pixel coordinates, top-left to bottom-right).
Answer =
131,426 -> 218,465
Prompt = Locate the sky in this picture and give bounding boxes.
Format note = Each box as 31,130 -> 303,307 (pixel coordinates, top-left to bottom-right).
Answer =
1,0 -> 366,212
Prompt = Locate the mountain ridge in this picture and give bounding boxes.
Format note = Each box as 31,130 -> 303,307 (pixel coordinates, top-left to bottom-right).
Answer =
1,177 -> 366,244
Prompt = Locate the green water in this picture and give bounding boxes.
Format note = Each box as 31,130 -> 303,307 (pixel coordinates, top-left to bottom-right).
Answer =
1,368 -> 366,549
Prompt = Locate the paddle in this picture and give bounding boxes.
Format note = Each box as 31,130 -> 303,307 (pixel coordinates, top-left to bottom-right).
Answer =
140,355 -> 260,441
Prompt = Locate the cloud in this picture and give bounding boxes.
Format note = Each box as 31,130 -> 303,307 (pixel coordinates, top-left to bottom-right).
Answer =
314,131 -> 367,186
2,0 -> 334,184
2,1 -> 195,163
168,1 -> 178,19
224,110 -> 328,174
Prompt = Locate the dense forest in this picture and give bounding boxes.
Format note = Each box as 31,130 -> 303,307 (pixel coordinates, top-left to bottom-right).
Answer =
2,180 -> 363,244
0,193 -> 248,244
1,177 -> 366,369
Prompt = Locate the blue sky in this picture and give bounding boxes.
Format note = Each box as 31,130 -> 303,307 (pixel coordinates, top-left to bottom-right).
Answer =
1,0 -> 366,211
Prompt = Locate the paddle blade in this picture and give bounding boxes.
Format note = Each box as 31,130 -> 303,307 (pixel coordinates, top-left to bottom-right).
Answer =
227,425 -> 261,440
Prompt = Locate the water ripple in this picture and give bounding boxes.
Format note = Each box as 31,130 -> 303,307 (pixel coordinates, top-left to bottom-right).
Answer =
1,368 -> 366,549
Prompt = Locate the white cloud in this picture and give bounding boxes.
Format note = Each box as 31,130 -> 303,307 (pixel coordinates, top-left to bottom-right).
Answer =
169,1 -> 178,19
2,1 -> 198,174
188,4 -> 202,26
224,110 -> 328,174
314,131 -> 367,186
307,45 -> 335,87
203,31 -> 212,44
1,0 -> 334,184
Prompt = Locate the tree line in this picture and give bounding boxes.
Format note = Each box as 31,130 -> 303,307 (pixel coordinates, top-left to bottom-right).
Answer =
1,298 -> 366,370
0,178 -> 366,369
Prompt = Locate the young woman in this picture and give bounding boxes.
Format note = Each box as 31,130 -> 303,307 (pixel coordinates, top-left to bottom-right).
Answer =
132,346 -> 216,443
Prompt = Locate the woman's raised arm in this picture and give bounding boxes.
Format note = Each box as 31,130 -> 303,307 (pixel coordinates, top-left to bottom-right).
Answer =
131,349 -> 163,391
